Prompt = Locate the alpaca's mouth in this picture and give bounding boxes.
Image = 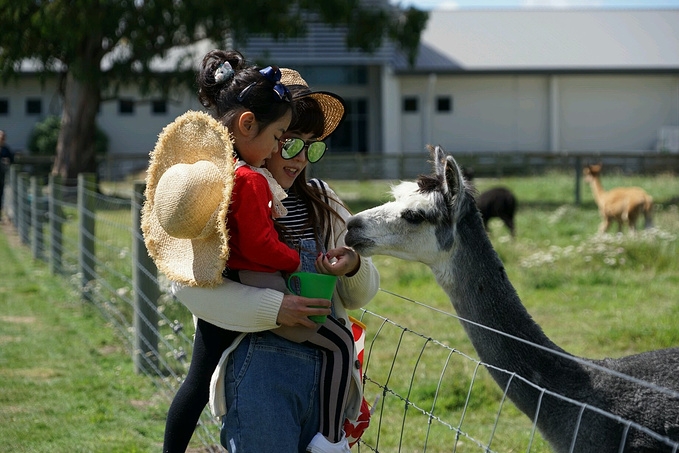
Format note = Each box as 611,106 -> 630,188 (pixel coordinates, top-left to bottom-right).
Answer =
345,231 -> 375,255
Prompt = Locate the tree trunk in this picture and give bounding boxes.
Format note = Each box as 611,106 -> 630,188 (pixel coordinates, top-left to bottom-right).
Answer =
52,71 -> 101,182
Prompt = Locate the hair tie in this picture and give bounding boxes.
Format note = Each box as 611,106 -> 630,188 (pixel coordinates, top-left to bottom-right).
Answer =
259,66 -> 292,102
215,62 -> 234,84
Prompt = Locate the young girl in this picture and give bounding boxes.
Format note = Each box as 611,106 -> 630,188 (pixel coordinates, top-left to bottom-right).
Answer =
161,52 -> 358,453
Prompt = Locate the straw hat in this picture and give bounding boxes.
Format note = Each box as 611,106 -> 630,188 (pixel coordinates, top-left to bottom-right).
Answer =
280,68 -> 346,140
141,110 -> 235,287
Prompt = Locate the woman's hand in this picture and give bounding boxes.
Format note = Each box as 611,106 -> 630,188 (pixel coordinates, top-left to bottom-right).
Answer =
276,294 -> 331,329
316,246 -> 361,277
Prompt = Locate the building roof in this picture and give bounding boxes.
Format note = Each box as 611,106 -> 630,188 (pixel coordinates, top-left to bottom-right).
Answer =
394,9 -> 679,74
238,21 -> 395,66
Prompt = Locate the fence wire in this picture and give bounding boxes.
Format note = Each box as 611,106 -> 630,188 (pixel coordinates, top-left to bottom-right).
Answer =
4,172 -> 678,453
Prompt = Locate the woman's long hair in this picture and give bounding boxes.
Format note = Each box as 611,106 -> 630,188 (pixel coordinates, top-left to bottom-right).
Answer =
275,92 -> 348,250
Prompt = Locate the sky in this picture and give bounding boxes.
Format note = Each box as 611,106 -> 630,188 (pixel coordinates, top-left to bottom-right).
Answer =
389,0 -> 679,10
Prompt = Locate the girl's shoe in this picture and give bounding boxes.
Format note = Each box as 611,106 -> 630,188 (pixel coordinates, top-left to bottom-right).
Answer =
306,432 -> 351,453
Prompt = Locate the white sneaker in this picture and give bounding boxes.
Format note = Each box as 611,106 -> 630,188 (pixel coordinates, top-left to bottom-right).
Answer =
306,432 -> 352,453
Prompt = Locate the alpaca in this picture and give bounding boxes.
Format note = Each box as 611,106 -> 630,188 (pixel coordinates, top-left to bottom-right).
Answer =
345,146 -> 679,453
583,164 -> 653,234
462,168 -> 517,237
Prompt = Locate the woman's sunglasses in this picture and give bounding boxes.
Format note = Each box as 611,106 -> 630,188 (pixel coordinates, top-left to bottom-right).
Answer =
280,138 -> 327,163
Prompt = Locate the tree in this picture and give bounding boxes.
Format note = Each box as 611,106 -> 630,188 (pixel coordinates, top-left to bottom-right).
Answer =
0,0 -> 427,181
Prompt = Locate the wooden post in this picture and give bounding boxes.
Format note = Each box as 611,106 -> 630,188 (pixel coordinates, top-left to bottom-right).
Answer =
49,175 -> 64,275
8,165 -> 18,226
30,176 -> 45,261
17,173 -> 29,245
132,182 -> 160,374
78,173 -> 97,302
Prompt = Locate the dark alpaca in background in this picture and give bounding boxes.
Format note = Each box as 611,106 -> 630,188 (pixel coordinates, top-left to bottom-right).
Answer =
463,167 -> 517,237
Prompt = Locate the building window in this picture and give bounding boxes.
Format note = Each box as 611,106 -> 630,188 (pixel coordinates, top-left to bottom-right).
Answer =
152,100 -> 167,115
437,96 -> 452,113
403,97 -> 418,113
26,98 -> 42,115
119,99 -> 135,115
294,65 -> 368,86
0,99 -> 8,115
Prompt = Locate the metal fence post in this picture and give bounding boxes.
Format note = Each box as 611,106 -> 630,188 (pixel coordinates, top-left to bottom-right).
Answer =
78,173 -> 97,302
132,182 -> 160,374
574,156 -> 582,205
49,175 -> 64,275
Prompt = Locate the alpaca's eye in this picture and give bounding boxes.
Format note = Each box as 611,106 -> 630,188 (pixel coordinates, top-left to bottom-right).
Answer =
402,210 -> 426,224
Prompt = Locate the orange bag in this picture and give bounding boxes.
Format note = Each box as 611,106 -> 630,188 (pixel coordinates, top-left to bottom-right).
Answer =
343,317 -> 373,447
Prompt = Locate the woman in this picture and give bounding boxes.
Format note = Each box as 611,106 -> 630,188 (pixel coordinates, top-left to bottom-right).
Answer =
175,69 -> 379,453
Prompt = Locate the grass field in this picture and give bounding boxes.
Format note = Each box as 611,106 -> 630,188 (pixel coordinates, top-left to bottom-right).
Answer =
2,168 -> 679,452
0,222 -> 167,452
333,171 -> 679,452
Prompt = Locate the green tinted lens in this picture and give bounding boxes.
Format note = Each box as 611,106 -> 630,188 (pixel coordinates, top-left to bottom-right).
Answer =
307,142 -> 327,163
281,138 -> 304,159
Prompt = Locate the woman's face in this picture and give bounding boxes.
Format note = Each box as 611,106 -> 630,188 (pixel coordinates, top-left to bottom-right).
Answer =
265,131 -> 315,190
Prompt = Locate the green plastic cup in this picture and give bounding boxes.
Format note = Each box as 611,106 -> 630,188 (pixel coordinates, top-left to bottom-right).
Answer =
286,272 -> 337,323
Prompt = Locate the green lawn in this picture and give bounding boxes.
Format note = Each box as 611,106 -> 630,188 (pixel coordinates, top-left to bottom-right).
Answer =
333,172 -> 679,452
0,224 -> 166,453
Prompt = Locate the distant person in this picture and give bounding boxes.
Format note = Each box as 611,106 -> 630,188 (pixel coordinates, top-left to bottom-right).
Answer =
0,129 -> 15,219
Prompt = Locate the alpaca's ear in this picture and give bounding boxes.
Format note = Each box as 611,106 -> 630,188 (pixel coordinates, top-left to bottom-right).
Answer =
430,144 -> 446,179
444,154 -> 463,198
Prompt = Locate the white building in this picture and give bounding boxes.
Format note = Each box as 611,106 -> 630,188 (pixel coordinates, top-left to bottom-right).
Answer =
2,7 -> 678,175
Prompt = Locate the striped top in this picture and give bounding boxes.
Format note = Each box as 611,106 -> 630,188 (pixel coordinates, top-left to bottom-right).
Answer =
278,190 -> 317,243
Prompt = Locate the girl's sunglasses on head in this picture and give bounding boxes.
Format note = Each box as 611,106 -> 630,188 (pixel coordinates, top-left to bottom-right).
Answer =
280,138 -> 327,163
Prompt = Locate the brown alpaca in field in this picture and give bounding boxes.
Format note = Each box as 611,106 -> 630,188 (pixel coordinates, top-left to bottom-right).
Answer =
583,164 -> 653,234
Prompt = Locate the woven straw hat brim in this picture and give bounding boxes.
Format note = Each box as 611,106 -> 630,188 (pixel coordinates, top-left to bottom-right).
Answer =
141,110 -> 235,287
307,91 -> 346,140
280,68 -> 346,140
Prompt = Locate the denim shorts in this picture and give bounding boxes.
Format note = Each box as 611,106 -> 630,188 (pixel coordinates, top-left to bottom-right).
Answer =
221,331 -> 322,453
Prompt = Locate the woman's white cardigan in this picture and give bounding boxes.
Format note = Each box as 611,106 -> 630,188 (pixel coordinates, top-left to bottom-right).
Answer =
174,181 -> 380,419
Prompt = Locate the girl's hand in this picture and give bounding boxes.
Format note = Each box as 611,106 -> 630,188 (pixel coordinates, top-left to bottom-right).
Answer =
315,246 -> 361,277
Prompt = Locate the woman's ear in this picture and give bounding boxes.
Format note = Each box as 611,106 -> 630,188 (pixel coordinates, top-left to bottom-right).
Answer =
236,111 -> 257,138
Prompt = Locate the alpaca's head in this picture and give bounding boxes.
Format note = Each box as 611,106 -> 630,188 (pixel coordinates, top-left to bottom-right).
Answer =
583,163 -> 602,182
346,146 -> 475,266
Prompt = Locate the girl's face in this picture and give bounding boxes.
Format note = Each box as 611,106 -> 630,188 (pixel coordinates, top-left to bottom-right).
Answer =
236,110 -> 292,168
265,131 -> 315,190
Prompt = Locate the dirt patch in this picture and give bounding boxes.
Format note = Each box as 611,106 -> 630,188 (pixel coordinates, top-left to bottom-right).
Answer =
1,218 -> 22,248
0,335 -> 20,344
0,367 -> 61,380
0,315 -> 37,324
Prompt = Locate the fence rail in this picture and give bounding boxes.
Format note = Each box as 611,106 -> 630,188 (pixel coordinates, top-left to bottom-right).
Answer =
4,165 -> 678,453
15,150 -> 679,181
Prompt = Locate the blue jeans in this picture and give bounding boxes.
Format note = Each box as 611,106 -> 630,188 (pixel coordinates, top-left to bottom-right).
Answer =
298,237 -> 321,274
221,332 -> 322,453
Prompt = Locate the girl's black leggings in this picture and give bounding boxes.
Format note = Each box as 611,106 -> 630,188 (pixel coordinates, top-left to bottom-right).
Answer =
163,318 -> 238,453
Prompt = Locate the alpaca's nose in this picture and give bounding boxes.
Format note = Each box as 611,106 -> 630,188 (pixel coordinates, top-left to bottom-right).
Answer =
346,216 -> 363,231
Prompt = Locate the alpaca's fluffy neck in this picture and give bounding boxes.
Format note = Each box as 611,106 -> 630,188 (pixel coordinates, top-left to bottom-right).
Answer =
587,175 -> 607,205
430,208 -> 585,417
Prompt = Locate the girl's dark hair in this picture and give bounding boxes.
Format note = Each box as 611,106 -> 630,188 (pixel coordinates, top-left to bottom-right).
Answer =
287,88 -> 325,139
197,49 -> 291,136
276,85 -> 347,249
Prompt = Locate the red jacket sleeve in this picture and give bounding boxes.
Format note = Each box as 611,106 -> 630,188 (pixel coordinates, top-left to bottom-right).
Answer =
226,168 -> 300,273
